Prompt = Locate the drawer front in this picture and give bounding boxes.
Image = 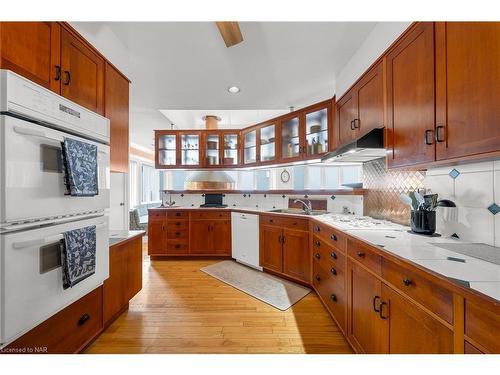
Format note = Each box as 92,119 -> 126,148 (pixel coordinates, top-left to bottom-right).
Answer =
347,238 -> 382,275
260,215 -> 308,231
311,221 -> 346,252
312,262 -> 346,331
465,299 -> 500,353
312,236 -> 345,268
166,227 -> 189,238
166,239 -> 189,254
382,258 -> 453,324
190,211 -> 231,220
166,210 -> 189,219
167,220 -> 189,230
149,210 -> 166,218
7,287 -> 102,353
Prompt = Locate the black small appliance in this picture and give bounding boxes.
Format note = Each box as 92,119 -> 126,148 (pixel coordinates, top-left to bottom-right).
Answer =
200,193 -> 227,208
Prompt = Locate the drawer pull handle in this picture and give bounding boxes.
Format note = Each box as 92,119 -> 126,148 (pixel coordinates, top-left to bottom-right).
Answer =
270,219 -> 274,223
331,234 -> 337,241
175,244 -> 181,249
379,301 -> 389,319
403,278 -> 412,286
176,222 -> 181,226
357,251 -> 365,258
330,252 -> 337,260
315,240 -> 321,247
315,274 -> 321,282
330,294 -> 337,302
314,226 -> 320,232
78,313 -> 90,326
330,268 -> 337,276
314,253 -> 321,260
176,212 -> 181,216
176,232 -> 181,236
373,295 -> 381,312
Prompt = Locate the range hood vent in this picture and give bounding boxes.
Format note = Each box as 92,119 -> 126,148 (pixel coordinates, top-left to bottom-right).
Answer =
321,127 -> 386,163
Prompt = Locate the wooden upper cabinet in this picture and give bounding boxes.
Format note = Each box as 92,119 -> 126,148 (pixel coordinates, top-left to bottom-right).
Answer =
356,61 -> 384,137
280,113 -> 305,162
282,228 -> 310,283
61,28 -> 104,115
435,22 -> 500,161
0,22 -> 61,92
105,63 -> 130,172
386,22 -> 435,168
337,91 -> 357,146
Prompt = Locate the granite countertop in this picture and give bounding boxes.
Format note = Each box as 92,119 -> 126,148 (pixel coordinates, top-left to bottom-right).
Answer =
109,230 -> 145,247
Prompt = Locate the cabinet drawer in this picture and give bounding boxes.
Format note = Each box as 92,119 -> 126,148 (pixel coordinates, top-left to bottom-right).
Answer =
382,258 -> 453,324
260,215 -> 308,231
311,221 -> 346,252
347,238 -> 382,275
166,227 -> 189,238
465,299 -> 500,353
190,211 -> 230,220
166,210 -> 189,219
312,262 -> 346,331
167,220 -> 189,230
166,239 -> 189,254
7,287 -> 102,353
312,236 -> 345,275
149,210 -> 166,218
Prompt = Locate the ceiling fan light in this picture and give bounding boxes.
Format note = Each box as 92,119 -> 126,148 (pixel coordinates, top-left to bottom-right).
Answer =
228,86 -> 240,94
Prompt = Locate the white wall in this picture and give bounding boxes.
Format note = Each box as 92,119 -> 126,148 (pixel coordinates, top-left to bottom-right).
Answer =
335,22 -> 411,98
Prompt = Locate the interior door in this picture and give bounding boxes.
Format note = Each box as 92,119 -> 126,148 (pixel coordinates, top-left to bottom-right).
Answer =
435,22 -> 500,160
0,22 -> 61,93
386,22 -> 435,168
348,260 -> 387,353
283,229 -> 310,283
337,92 -> 357,146
381,284 -> 453,353
61,28 -> 104,115
259,225 -> 283,272
356,61 -> 384,137
109,172 -> 128,231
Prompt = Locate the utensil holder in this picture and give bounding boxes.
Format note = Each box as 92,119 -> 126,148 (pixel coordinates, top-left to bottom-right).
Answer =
410,210 -> 436,235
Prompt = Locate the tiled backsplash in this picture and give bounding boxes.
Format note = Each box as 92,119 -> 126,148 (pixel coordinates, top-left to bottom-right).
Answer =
424,160 -> 500,247
362,158 -> 426,225
161,192 -> 364,215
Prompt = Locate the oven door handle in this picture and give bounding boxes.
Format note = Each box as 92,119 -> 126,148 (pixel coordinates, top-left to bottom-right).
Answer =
13,126 -> 62,142
12,223 -> 107,249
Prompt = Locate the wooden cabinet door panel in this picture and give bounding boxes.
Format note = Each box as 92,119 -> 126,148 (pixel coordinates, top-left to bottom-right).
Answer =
212,220 -> 232,255
126,237 -> 143,301
190,220 -> 212,254
337,92 -> 357,146
386,22 -> 435,168
356,61 -> 384,136
382,284 -> 453,354
105,63 -> 129,172
283,229 -> 310,283
259,225 -> 283,272
435,22 -> 500,160
148,218 -> 166,255
348,260 -> 387,353
103,244 -> 127,324
0,22 -> 61,92
61,29 -> 104,114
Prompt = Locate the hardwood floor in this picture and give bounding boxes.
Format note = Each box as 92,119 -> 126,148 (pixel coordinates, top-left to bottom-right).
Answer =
85,240 -> 353,354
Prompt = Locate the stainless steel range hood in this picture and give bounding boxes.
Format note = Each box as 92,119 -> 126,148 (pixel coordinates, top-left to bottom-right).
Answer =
321,128 -> 386,163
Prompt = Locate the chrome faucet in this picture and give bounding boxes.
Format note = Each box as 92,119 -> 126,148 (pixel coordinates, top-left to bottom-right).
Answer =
163,192 -> 176,207
294,199 -> 312,215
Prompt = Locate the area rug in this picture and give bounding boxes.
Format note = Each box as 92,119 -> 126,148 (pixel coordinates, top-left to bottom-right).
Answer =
200,260 -> 311,311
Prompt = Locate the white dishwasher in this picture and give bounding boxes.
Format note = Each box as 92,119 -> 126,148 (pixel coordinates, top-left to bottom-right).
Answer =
231,212 -> 261,270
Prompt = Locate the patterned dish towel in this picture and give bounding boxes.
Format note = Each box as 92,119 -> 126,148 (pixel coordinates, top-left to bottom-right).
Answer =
62,137 -> 99,196
60,226 -> 97,289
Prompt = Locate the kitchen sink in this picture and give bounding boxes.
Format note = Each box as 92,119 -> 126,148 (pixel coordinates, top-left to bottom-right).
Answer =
267,208 -> 327,216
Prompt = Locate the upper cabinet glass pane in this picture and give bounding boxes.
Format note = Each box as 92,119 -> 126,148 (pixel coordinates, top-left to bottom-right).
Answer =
260,124 -> 276,162
281,116 -> 300,159
244,130 -> 257,164
205,133 -> 219,166
305,108 -> 328,156
180,134 -> 200,165
158,134 -> 177,166
223,133 -> 239,165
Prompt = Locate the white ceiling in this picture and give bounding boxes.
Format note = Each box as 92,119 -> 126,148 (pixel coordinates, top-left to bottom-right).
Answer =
72,22 -> 377,149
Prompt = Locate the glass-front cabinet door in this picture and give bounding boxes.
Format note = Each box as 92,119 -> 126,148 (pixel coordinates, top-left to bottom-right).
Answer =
204,133 -> 220,166
280,115 -> 303,161
155,131 -> 177,168
223,133 -> 239,166
180,132 -> 201,167
243,129 -> 257,165
305,106 -> 329,157
260,123 -> 276,163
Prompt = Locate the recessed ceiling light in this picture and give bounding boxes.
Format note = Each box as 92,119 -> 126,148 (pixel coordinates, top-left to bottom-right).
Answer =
227,86 -> 240,94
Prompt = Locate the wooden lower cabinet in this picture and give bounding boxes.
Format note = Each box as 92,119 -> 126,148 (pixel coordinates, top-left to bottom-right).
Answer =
260,224 -> 283,272
6,287 -> 103,354
103,235 -> 143,326
212,219 -> 232,255
148,215 -> 166,255
464,298 -> 500,353
190,216 -> 231,255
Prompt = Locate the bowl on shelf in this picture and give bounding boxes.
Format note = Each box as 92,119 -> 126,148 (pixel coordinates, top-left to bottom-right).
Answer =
207,141 -> 218,150
223,157 -> 235,165
310,125 -> 321,134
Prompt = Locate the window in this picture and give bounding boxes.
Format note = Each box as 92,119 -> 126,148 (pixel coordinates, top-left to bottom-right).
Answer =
141,164 -> 160,203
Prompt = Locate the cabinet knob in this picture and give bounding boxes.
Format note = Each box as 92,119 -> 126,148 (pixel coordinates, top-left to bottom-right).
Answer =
330,268 -> 337,276
330,251 -> 337,260
176,222 -> 181,226
403,278 -> 412,286
314,253 -> 321,260
315,240 -> 321,248
357,251 -> 365,258
176,212 -> 181,216
330,234 -> 337,241
78,313 -> 90,326
314,226 -> 320,232
175,232 -> 180,236
175,244 -> 181,249
315,274 -> 321,282
330,294 -> 337,302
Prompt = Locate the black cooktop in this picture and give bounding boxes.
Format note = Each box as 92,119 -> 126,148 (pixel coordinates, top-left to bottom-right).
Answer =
199,204 -> 227,208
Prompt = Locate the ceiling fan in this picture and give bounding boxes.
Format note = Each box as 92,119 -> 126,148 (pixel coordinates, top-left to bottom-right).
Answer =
216,22 -> 243,47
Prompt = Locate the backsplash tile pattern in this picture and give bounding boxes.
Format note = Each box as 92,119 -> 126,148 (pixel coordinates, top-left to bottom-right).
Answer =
362,158 -> 425,225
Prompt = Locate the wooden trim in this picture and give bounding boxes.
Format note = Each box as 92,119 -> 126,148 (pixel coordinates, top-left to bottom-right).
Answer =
130,145 -> 154,162
453,294 -> 465,353
109,232 -> 145,248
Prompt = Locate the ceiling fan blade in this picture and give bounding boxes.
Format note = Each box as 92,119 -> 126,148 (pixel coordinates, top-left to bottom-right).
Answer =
216,22 -> 243,47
